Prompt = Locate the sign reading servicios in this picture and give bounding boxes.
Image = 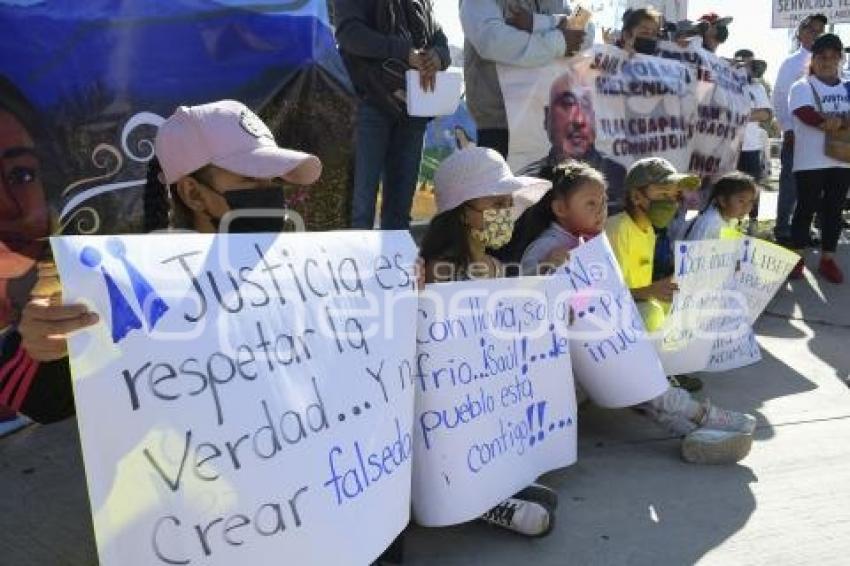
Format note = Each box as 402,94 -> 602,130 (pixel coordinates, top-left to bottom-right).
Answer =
772,0 -> 850,28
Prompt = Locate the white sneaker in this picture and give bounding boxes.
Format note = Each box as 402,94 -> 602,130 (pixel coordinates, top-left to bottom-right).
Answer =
480,497 -> 554,537
681,428 -> 753,465
699,401 -> 757,434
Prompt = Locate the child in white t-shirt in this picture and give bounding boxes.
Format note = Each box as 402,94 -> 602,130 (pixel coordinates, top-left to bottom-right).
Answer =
678,172 -> 759,241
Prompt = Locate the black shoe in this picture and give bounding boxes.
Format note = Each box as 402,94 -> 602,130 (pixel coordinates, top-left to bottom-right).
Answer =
514,483 -> 559,513
668,374 -> 703,393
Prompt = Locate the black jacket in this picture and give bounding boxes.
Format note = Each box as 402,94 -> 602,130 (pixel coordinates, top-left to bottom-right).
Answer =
334,0 -> 450,114
0,330 -> 75,424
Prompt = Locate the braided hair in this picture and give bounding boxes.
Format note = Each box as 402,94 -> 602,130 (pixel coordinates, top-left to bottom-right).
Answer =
702,171 -> 757,214
142,157 -> 205,232
497,161 -> 607,264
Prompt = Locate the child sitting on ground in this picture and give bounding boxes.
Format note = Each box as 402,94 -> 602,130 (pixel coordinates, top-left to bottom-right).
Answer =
674,171 -> 759,241
504,162 -> 755,464
606,158 -> 756,463
419,146 -> 559,538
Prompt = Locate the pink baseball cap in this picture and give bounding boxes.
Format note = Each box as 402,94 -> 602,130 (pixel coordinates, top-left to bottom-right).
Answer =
154,100 -> 322,185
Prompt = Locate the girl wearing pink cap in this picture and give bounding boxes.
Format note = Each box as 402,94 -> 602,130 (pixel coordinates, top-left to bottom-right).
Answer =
16,100 -> 322,392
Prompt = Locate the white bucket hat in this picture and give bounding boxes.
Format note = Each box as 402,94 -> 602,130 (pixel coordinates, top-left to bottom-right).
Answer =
434,146 -> 551,214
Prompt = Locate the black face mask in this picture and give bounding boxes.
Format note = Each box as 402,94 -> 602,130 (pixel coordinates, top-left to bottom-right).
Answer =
211,186 -> 288,234
634,36 -> 658,55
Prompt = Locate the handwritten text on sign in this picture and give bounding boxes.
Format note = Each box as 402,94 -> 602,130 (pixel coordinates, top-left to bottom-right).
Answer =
412,276 -> 577,526
705,238 -> 798,372
656,239 -> 741,375
561,235 -> 669,408
52,232 -> 418,566
656,41 -> 750,178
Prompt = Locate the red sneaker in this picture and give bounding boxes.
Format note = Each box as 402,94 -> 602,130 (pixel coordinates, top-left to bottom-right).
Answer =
818,257 -> 845,284
789,258 -> 805,280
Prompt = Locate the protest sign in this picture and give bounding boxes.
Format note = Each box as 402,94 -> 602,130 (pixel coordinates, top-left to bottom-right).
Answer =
772,1 -> 850,28
561,235 -> 669,408
498,45 -> 697,178
734,238 -> 799,324
582,45 -> 697,173
705,324 -> 762,372
656,239 -> 741,375
51,231 -> 418,566
412,276 -> 577,526
704,237 -> 798,372
656,41 -> 751,178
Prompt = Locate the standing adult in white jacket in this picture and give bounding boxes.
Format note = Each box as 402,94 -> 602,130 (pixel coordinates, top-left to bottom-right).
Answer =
771,13 -> 827,244
460,0 -> 592,159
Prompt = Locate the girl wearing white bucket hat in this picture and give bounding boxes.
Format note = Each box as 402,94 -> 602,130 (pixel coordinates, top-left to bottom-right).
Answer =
419,146 -> 558,537
420,147 -> 550,283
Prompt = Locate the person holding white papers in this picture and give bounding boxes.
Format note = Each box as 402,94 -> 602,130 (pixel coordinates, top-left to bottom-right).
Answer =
335,0 -> 450,230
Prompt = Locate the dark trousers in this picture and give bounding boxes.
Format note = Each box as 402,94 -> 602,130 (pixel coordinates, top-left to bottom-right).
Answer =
476,128 -> 509,159
737,150 -> 762,220
792,168 -> 850,253
352,102 -> 427,229
775,136 -> 796,239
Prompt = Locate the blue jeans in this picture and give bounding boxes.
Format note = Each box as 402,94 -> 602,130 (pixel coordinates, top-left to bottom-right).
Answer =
775,135 -> 796,239
351,102 -> 427,230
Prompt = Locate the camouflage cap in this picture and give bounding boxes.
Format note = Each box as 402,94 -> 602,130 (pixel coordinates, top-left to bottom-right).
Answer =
624,157 -> 700,192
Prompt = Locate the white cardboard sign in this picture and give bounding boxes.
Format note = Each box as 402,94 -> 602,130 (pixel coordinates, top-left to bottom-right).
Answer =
412,276 -> 577,526
52,231 -> 419,566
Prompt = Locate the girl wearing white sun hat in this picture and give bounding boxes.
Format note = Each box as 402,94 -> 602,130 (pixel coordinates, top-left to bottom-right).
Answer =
420,146 -> 551,284
418,146 -> 557,537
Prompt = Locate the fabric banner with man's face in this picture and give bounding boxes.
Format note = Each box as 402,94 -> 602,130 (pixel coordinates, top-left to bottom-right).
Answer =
498,43 -> 751,183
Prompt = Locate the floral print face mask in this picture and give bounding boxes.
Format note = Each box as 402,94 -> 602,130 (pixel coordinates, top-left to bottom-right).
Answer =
470,207 -> 514,249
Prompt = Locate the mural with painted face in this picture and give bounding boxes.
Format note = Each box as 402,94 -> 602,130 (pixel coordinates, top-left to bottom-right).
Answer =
0,77 -> 51,326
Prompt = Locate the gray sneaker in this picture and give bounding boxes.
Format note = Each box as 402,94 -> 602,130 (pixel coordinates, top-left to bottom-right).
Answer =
681,428 -> 753,465
480,497 -> 554,537
699,401 -> 757,434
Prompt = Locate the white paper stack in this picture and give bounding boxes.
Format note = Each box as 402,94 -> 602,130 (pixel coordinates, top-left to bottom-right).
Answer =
406,69 -> 463,117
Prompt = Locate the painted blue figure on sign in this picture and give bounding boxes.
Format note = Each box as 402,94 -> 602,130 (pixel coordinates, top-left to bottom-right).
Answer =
106,238 -> 169,329
80,246 -> 142,343
79,240 -> 169,343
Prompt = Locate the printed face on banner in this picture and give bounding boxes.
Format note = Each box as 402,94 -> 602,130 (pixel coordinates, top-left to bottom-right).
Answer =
0,83 -> 51,325
51,231 -> 418,566
412,276 -> 577,527
546,72 -> 596,161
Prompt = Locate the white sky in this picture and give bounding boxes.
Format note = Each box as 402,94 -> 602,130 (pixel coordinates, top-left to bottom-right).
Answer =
432,0 -> 819,86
